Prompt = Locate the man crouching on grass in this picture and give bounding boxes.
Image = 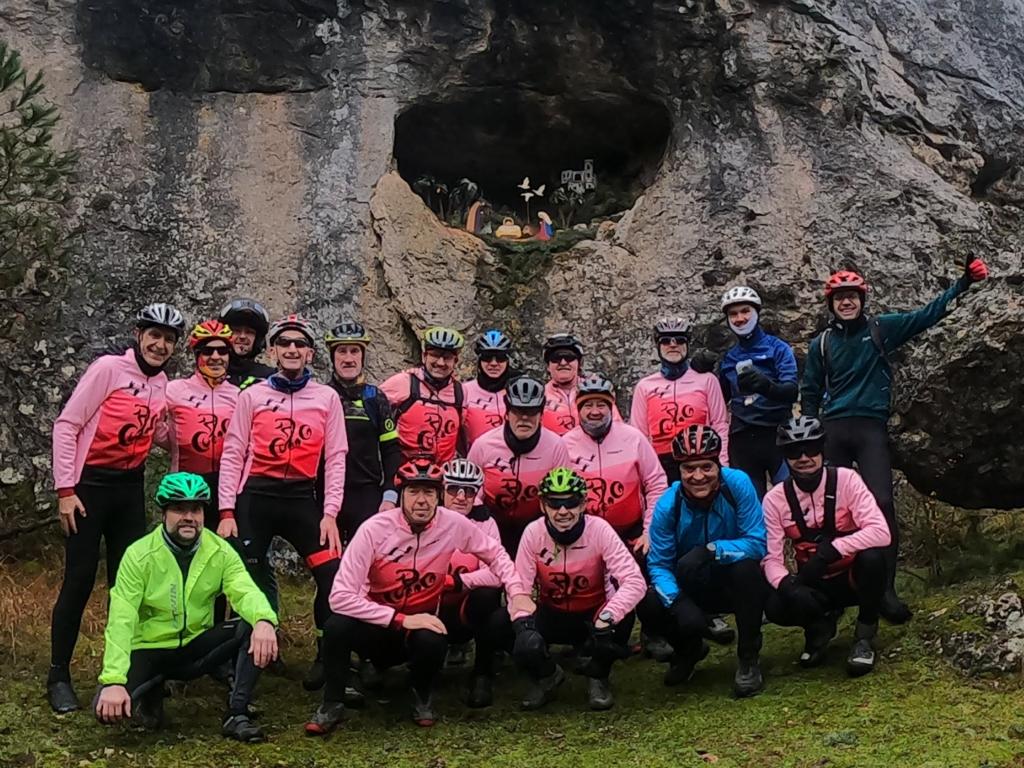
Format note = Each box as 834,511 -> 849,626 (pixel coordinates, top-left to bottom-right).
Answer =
94,472 -> 278,742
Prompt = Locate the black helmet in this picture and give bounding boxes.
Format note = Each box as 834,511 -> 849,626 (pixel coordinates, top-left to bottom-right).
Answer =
219,298 -> 270,353
671,424 -> 722,462
542,333 -> 584,362
504,375 -> 546,411
776,415 -> 825,446
653,318 -> 690,345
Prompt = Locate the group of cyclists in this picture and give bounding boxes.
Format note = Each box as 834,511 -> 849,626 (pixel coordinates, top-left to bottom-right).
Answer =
48,254 -> 990,741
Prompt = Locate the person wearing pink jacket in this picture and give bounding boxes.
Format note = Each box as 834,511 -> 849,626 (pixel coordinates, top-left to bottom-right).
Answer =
467,375 -> 571,554
630,318 -> 730,478
306,458 -> 534,733
461,329 -> 514,445
763,416 -> 891,676
539,333 -> 623,436
506,468 -> 646,712
215,315 -> 348,683
47,302 -> 185,714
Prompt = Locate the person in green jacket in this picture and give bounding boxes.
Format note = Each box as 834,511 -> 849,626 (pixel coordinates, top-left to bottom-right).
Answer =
801,257 -> 989,623
94,472 -> 278,742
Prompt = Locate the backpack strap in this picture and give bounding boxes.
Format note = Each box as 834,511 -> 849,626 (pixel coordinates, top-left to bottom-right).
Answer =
362,383 -> 381,431
868,317 -> 890,364
783,478 -> 814,541
452,379 -> 464,413
820,328 -> 832,393
393,373 -> 421,418
823,465 -> 838,539
821,317 -> 890,394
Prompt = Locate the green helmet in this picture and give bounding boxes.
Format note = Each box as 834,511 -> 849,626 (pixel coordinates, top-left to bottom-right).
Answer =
539,467 -> 588,498
155,472 -> 211,508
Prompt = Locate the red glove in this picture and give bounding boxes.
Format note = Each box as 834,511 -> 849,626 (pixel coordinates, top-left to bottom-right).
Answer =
964,255 -> 989,283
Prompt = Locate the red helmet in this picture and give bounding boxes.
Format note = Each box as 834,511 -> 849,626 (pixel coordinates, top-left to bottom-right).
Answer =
189,319 -> 234,350
395,457 -> 444,488
672,424 -> 723,462
824,270 -> 868,298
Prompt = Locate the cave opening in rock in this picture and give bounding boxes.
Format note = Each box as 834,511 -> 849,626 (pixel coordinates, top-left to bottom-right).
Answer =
394,90 -> 671,230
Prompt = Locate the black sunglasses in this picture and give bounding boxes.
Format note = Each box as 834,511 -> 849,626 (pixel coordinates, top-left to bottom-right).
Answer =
658,335 -> 689,345
548,352 -> 579,364
200,345 -> 230,356
782,441 -> 825,460
444,485 -> 477,497
544,496 -> 584,509
479,353 -> 508,363
276,338 -> 312,349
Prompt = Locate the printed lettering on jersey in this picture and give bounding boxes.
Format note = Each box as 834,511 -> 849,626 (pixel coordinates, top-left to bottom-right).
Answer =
482,459 -> 543,524
190,412 -> 229,454
648,387 -> 709,453
536,557 -> 605,612
87,386 -> 164,469
369,557 -> 443,613
399,399 -> 460,463
248,393 -> 326,479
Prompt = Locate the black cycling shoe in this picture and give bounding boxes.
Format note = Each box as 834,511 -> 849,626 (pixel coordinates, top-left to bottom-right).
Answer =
467,674 -> 493,708
642,633 -> 674,663
879,590 -> 913,625
847,621 -> 879,677
799,614 -> 838,668
343,686 -> 366,708
664,642 -> 709,687
733,660 -> 764,698
521,665 -> 566,711
708,616 -> 737,645
47,681 -> 80,714
304,702 -> 345,736
222,713 -> 265,743
411,689 -> 437,727
587,677 -> 614,711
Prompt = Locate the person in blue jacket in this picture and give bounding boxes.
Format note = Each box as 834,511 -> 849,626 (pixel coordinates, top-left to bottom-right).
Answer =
637,424 -> 768,698
718,286 -> 799,498
801,257 -> 989,624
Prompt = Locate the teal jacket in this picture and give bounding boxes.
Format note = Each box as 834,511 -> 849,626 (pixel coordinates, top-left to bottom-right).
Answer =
99,527 -> 277,685
801,280 -> 970,421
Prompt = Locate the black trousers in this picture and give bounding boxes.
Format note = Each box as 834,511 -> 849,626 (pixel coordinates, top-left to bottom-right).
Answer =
321,614 -> 449,702
658,454 -> 679,486
765,548 -> 887,627
497,520 -> 532,558
439,587 -> 504,674
50,472 -> 146,677
824,417 -> 899,581
126,619 -> 259,716
235,489 -> 339,630
728,425 -> 788,500
339,484 -> 384,545
505,604 -> 634,680
637,559 -> 767,662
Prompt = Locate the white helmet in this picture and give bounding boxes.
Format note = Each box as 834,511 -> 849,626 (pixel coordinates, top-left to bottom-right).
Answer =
443,458 -> 484,489
721,286 -> 762,312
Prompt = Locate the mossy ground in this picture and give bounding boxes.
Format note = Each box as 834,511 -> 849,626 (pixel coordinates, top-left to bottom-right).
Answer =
2,560 -> 1023,768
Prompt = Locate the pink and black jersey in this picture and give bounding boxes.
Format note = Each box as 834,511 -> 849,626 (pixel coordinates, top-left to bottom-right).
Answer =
164,373 -> 240,475
380,368 -> 463,463
629,368 -> 730,462
52,349 -> 168,490
541,380 -> 622,436
461,379 -> 506,446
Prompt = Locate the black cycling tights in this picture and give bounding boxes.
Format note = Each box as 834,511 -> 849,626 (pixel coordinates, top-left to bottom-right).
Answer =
729,425 -> 788,500
50,471 -> 146,682
235,489 -> 339,630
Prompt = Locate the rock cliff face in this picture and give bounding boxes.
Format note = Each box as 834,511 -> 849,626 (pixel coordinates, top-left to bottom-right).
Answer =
1,0 -> 1022,535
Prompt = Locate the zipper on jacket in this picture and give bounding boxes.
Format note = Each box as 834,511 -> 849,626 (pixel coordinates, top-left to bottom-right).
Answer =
283,392 -> 294,481
177,562 -> 187,648
210,386 -> 217,475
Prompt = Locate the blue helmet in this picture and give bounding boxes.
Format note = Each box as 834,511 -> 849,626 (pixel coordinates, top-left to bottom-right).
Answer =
475,329 -> 512,355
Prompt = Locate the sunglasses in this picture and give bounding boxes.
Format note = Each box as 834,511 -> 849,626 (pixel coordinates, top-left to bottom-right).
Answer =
199,345 -> 230,357
276,338 -> 312,349
658,335 -> 689,345
548,352 -> 579,364
544,496 -> 583,510
444,485 -> 477,498
479,353 -> 508,363
782,441 -> 825,460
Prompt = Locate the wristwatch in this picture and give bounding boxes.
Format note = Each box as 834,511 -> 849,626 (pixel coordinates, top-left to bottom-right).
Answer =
597,610 -> 614,625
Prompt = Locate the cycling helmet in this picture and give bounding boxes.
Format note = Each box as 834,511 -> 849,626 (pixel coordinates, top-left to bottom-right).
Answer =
776,415 -> 825,446
325,321 -> 370,349
671,424 -> 723,462
395,457 -> 445,488
539,467 -> 588,498
136,303 -> 187,338
268,314 -> 317,345
653,318 -> 690,344
155,472 -> 211,507
542,333 -> 584,361
824,270 -> 868,298
721,286 -> 763,312
218,298 -> 270,336
422,326 -> 465,352
443,458 -> 484,489
188,319 -> 233,350
475,329 -> 512,355
576,373 -> 615,404
504,375 -> 546,410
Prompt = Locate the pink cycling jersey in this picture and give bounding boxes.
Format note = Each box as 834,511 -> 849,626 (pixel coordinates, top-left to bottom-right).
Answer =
380,368 -> 463,463
467,425 -> 571,529
446,511 -> 503,600
329,505 -> 527,626
52,350 -> 168,491
461,379 -> 506,445
541,380 -> 622,436
629,369 -> 730,462
164,372 -> 240,475
515,515 -> 645,621
761,467 -> 891,588
218,379 -> 348,517
563,421 -> 668,537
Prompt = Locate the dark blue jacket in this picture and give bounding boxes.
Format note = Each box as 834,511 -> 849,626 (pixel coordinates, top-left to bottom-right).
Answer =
720,326 -> 798,429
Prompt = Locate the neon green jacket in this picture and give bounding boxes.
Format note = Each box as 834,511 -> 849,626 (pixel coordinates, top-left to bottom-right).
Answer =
99,527 -> 277,685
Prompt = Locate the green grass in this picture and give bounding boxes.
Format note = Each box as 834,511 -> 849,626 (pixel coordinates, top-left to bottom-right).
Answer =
2,568 -> 1023,768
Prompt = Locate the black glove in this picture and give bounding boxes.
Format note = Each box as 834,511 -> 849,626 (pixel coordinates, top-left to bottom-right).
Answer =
778,575 -> 828,617
589,623 -> 621,656
816,539 -> 841,564
737,368 -> 772,395
688,349 -> 718,374
675,544 -> 714,585
796,554 -> 829,585
512,615 -> 537,635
